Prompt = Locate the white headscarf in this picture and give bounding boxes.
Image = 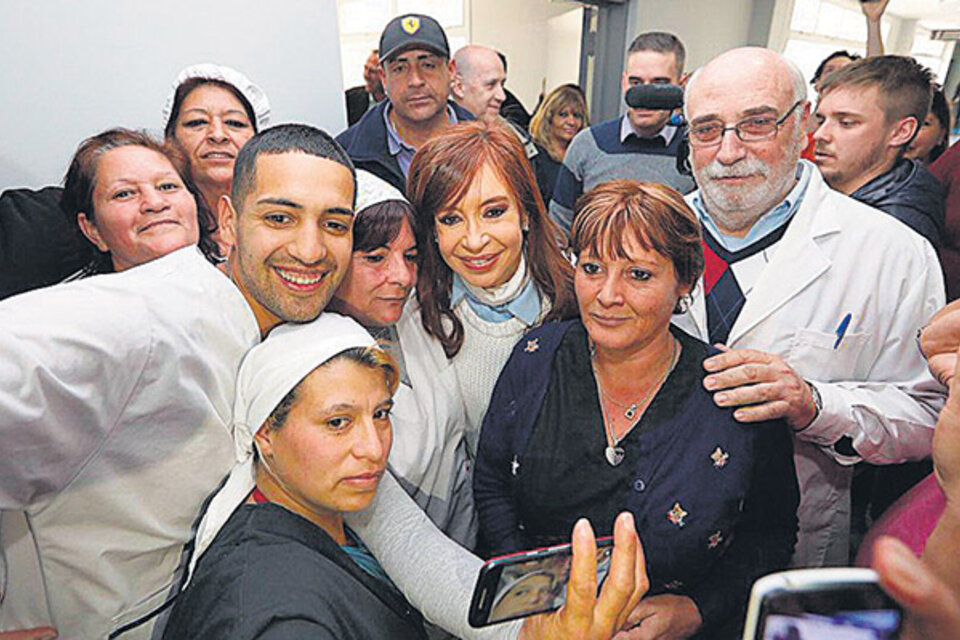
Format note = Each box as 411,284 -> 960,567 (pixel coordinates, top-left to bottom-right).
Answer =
162,63 -> 271,131
356,169 -> 408,213
186,312 -> 376,585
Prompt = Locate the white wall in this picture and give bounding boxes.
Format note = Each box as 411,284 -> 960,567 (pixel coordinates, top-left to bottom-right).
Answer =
0,0 -> 346,190
471,0 -> 582,114
628,0 -> 756,73
546,8 -> 585,93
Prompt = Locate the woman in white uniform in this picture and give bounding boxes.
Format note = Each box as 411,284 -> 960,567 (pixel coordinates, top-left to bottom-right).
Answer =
329,171 -> 476,548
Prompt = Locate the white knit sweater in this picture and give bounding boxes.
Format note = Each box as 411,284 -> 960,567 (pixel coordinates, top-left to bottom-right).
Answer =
452,300 -> 540,457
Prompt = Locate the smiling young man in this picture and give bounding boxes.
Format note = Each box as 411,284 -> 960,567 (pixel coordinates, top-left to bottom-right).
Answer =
336,13 -> 475,193
814,55 -> 944,246
549,32 -> 695,236
220,141 -> 356,330
0,124 -> 356,639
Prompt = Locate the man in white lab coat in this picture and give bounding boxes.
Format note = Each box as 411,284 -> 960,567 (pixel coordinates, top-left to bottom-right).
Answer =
673,47 -> 945,568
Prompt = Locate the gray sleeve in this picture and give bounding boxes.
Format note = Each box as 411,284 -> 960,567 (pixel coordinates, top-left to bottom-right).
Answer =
345,472 -> 523,640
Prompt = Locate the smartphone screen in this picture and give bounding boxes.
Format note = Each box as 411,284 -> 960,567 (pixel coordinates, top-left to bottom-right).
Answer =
757,583 -> 901,640
469,539 -> 614,627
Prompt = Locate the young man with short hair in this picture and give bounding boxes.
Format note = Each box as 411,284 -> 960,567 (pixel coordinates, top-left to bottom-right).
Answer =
814,55 -> 944,246
549,31 -> 695,235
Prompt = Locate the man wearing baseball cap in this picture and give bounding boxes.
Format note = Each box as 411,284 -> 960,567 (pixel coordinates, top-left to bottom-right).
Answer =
336,13 -> 475,193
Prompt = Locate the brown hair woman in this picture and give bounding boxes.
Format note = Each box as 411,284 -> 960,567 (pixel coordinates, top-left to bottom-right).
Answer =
406,120 -> 576,451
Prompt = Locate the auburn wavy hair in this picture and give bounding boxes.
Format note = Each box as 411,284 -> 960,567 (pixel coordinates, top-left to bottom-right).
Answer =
406,121 -> 576,358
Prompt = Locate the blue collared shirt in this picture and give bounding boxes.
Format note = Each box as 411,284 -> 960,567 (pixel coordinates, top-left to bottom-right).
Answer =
384,103 -> 459,177
619,114 -> 677,146
451,275 -> 542,325
692,160 -> 813,252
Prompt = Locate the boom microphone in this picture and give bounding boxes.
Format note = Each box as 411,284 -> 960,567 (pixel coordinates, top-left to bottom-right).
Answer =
624,84 -> 684,111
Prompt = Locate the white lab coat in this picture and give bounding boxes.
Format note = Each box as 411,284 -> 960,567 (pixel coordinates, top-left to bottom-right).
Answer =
674,168 -> 946,567
0,247 -> 258,639
390,299 -> 476,548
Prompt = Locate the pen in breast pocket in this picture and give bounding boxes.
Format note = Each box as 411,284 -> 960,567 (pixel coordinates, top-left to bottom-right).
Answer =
834,313 -> 852,350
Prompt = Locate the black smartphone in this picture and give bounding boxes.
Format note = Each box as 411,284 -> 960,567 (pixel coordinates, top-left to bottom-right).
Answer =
468,537 -> 615,627
741,568 -> 902,640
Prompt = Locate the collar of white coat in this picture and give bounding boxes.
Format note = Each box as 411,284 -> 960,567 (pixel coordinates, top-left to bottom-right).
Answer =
680,164 -> 843,345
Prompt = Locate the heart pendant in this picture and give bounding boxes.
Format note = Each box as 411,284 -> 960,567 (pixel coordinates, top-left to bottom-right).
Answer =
605,446 -> 625,466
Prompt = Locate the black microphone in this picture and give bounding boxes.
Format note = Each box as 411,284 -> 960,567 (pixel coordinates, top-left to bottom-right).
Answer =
624,84 -> 684,111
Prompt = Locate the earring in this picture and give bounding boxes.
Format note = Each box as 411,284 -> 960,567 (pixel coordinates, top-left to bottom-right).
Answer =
673,294 -> 692,314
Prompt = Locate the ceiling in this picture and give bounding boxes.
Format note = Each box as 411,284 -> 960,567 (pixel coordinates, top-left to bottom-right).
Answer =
888,0 -> 960,28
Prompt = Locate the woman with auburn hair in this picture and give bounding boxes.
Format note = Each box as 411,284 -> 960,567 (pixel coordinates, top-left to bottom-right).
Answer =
529,84 -> 589,202
61,127 -> 220,277
406,120 -> 576,453
474,180 -> 799,639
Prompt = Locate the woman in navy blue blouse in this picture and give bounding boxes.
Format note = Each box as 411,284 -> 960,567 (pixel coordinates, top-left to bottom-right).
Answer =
474,180 -> 799,639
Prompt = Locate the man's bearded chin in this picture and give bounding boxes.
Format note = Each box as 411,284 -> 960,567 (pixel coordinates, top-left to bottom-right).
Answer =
694,131 -> 804,235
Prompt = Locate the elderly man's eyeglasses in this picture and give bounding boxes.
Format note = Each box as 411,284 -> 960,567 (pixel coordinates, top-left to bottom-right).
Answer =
688,101 -> 803,147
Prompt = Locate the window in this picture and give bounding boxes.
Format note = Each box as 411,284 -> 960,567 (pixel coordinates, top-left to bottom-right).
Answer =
911,27 -> 953,82
781,0 -> 956,86
783,0 -> 891,85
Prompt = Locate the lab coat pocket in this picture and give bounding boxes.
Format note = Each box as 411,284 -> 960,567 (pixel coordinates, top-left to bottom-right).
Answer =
787,328 -> 869,381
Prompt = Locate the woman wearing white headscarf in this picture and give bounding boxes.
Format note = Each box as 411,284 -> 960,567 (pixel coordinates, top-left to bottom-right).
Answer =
163,313 -> 427,639
329,170 -> 476,549
162,63 -> 270,253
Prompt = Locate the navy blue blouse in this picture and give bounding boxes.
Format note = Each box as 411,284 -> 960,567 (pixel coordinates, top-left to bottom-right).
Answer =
474,320 -> 799,636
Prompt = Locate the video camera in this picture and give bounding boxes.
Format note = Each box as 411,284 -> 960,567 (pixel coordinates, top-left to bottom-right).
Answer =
623,84 -> 691,177
624,84 -> 684,113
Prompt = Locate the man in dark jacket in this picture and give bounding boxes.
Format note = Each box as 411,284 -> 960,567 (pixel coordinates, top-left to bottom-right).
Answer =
813,55 -> 944,247
336,13 -> 474,193
0,186 -> 91,300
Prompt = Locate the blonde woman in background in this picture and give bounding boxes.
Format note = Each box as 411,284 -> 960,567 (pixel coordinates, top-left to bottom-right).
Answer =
529,85 -> 588,203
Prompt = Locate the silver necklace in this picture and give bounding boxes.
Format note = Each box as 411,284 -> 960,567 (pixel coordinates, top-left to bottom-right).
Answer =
592,337 -> 679,467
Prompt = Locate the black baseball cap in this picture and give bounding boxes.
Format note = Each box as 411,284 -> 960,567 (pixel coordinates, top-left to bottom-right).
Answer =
379,14 -> 450,62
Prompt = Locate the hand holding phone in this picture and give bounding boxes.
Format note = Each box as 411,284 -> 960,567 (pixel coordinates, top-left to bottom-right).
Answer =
511,513 -> 649,640
469,537 -> 615,626
873,536 -> 960,640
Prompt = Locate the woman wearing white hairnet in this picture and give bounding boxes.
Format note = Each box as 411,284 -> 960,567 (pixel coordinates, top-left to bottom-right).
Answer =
162,63 -> 270,252
162,313 -> 427,639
